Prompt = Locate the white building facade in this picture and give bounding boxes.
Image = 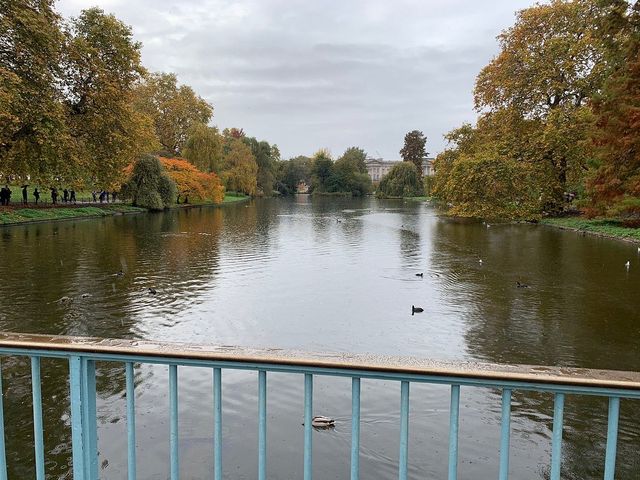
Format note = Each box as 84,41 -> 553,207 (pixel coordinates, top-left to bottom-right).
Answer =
365,158 -> 435,182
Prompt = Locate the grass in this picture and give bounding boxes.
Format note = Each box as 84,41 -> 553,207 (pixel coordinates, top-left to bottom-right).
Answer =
0,205 -> 145,225
222,193 -> 250,203
541,216 -> 640,241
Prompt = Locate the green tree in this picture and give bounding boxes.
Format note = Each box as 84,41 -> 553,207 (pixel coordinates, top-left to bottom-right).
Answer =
275,156 -> 312,194
336,147 -> 367,173
333,147 -> 372,195
0,0 -> 70,183
122,154 -> 176,210
220,133 -> 258,195
183,123 -> 223,174
244,137 -> 277,196
377,162 -> 422,198
399,130 -> 427,177
134,72 -> 212,155
64,8 -> 158,187
310,150 -> 334,192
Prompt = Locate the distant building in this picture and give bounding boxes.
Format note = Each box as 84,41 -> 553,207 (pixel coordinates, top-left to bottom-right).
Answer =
365,157 -> 435,182
296,181 -> 310,193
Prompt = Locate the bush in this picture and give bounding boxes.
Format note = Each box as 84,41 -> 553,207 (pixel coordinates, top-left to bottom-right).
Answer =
122,155 -> 176,210
377,162 -> 423,198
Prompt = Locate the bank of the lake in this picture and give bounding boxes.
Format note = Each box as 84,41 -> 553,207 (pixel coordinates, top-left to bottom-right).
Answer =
0,193 -> 250,226
541,216 -> 640,243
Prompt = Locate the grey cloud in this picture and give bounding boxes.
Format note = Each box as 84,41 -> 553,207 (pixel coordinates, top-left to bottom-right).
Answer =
58,0 -> 533,158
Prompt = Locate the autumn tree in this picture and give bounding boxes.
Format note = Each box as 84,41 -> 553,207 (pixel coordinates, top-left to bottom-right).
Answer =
134,72 -> 213,155
588,3 -> 640,222
400,130 -> 427,177
159,157 -> 224,204
0,0 -> 70,183
183,123 -> 224,173
220,133 -> 258,195
63,8 -> 158,187
244,137 -> 277,195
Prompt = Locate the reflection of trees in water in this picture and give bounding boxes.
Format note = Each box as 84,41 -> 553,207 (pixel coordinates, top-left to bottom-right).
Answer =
0,206 -> 233,478
429,220 -> 640,478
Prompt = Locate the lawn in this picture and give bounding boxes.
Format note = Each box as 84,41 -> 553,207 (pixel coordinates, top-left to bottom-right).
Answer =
0,205 -> 145,225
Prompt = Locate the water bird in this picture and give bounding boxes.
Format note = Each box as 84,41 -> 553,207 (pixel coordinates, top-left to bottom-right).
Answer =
415,273 -> 423,277
516,281 -> 530,288
81,293 -> 92,299
412,305 -> 424,315
625,260 -> 631,269
58,296 -> 72,303
113,269 -> 125,277
148,288 -> 157,295
479,259 -> 483,265
310,416 -> 335,428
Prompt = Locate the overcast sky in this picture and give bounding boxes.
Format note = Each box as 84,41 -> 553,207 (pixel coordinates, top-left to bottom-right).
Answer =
58,0 -> 534,159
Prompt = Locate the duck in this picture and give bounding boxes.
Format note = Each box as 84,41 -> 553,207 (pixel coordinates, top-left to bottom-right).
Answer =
311,416 -> 335,428
516,281 -> 530,288
415,273 -> 423,278
478,259 -> 483,265
412,305 -> 424,315
625,260 -> 631,269
81,293 -> 92,299
58,296 -> 72,303
114,269 -> 125,277
148,288 -> 157,295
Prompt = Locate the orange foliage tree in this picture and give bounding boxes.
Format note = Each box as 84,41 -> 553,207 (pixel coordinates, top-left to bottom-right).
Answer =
159,157 -> 224,204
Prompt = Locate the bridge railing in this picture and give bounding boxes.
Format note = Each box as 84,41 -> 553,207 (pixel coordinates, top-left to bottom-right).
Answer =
0,332 -> 638,480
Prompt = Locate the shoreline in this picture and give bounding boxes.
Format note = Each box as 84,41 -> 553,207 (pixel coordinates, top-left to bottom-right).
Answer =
0,195 -> 250,227
540,217 -> 640,244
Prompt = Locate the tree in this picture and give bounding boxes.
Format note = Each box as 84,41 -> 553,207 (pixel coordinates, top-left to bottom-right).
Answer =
336,147 -> 367,173
134,72 -> 213,155
310,150 -> 334,192
244,137 -> 277,195
377,162 -> 423,198
159,157 -> 224,204
122,154 -> 176,210
183,123 -> 223,174
588,4 -> 640,222
0,0 -> 70,183
220,135 -> 258,195
400,130 -> 427,176
64,8 -> 158,187
275,156 -> 312,194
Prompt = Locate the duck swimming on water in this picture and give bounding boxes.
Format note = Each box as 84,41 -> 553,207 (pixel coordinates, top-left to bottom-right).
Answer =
302,416 -> 335,428
412,305 -> 424,315
415,273 -> 423,277
516,281 -> 529,288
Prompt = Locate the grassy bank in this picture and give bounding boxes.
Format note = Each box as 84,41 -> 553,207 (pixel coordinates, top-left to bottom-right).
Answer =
0,194 -> 250,226
0,205 -> 145,225
541,217 -> 640,242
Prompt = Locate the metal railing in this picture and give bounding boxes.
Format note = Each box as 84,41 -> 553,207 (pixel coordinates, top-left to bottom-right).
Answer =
0,332 -> 638,480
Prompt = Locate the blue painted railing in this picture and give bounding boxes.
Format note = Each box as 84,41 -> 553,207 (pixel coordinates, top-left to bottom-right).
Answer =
0,332 -> 638,480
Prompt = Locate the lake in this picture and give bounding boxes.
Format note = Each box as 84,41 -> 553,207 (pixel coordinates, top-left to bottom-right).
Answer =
0,196 -> 638,479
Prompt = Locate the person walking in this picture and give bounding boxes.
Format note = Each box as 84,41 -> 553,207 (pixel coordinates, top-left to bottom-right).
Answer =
21,185 -> 28,205
33,188 -> 40,205
51,187 -> 58,204
0,186 -> 6,206
4,186 -> 11,205
70,189 -> 76,204
63,188 -> 69,203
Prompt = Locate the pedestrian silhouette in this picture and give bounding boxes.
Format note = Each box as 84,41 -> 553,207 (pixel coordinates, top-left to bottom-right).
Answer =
70,189 -> 76,204
34,188 -> 40,205
63,189 -> 69,203
51,187 -> 58,204
21,185 -> 28,205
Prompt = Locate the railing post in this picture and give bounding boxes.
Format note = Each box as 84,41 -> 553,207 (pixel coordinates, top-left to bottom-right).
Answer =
126,362 -> 137,480
304,373 -> 313,480
69,355 -> 86,480
448,385 -> 460,480
258,370 -> 267,480
31,357 -> 45,480
213,367 -> 222,480
499,389 -> 512,480
350,377 -> 361,480
604,397 -> 620,480
550,393 -> 565,480
81,358 -> 98,480
169,364 -> 179,480
399,381 -> 410,480
0,359 -> 7,480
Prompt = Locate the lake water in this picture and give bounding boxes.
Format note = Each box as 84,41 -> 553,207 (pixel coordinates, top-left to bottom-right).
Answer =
0,196 -> 639,479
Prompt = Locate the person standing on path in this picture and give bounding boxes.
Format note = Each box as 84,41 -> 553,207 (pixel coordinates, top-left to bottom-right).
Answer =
21,185 -> 28,205
51,187 -> 58,204
70,189 -> 76,204
4,186 -> 11,205
63,189 -> 69,203
33,188 -> 40,205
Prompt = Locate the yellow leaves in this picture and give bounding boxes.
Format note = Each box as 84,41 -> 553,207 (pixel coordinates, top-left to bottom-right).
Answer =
159,157 -> 224,204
